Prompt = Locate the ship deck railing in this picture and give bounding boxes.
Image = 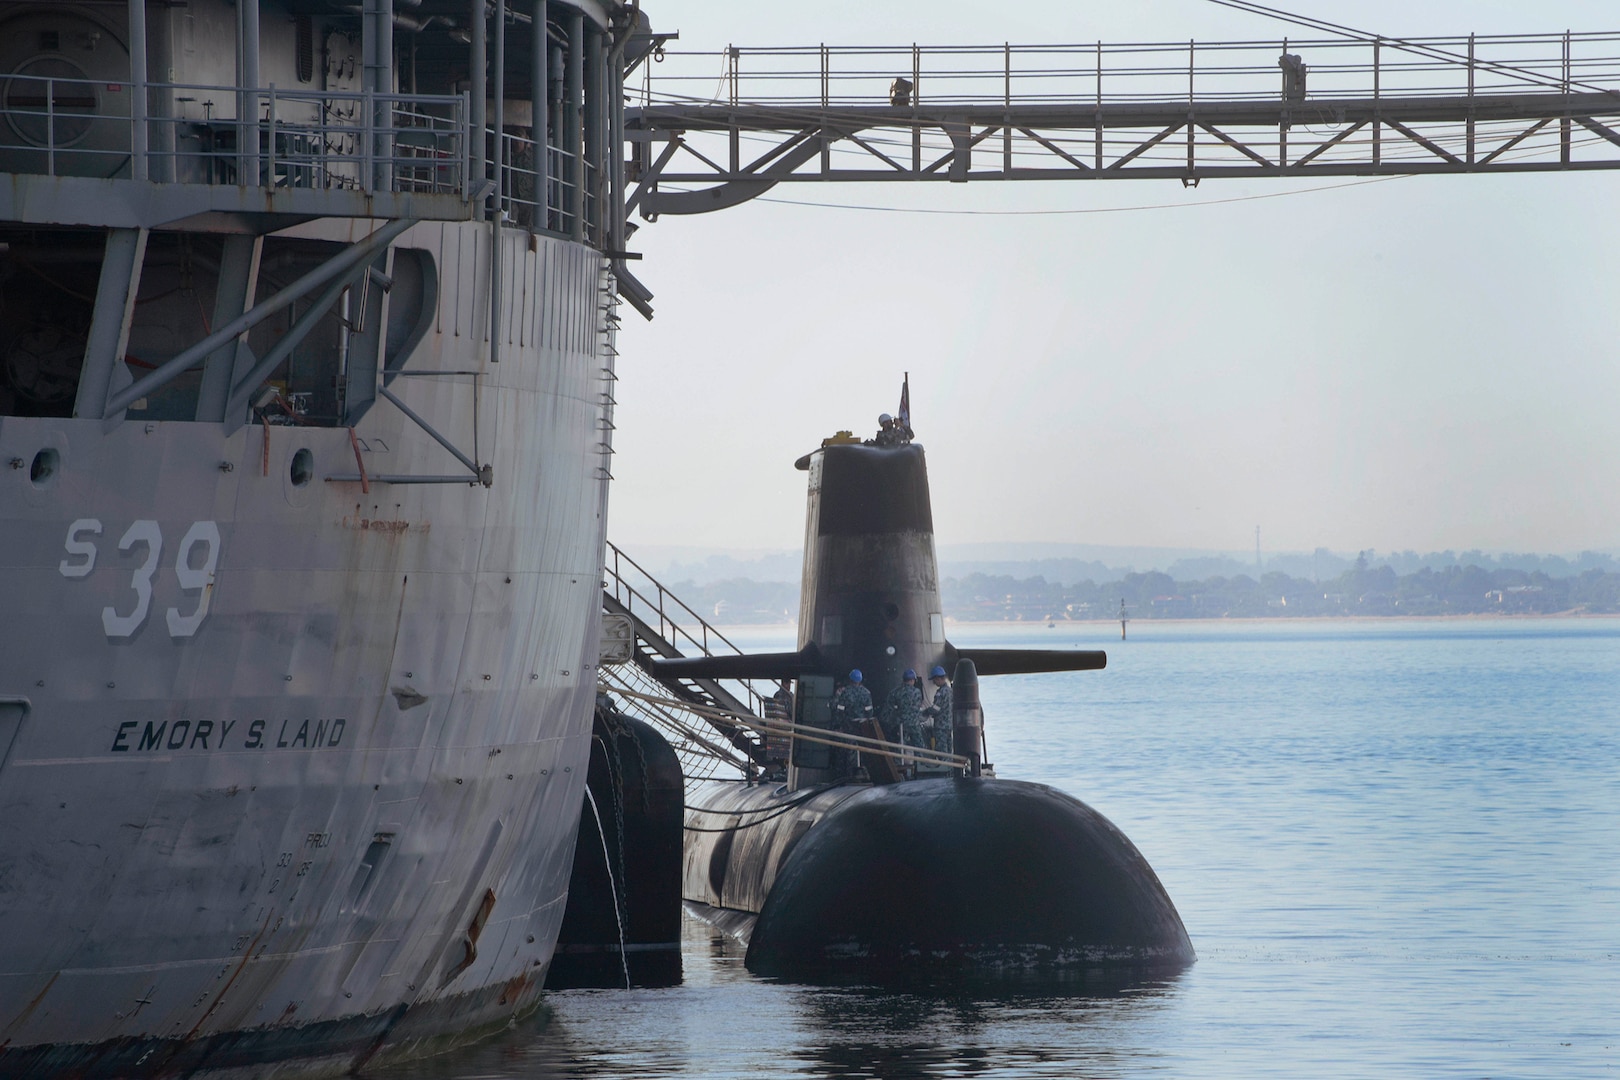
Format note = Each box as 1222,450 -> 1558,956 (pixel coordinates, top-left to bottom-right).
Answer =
495,133 -> 600,244
0,75 -> 478,227
636,32 -> 1620,112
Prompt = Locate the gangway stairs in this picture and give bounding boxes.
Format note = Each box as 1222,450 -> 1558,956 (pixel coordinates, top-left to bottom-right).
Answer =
599,541 -> 774,783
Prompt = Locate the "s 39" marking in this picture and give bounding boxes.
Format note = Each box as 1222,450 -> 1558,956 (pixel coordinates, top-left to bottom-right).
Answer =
59,519 -> 222,639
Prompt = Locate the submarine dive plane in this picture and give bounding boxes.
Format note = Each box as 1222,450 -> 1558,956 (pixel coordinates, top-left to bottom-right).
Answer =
656,400 -> 1195,980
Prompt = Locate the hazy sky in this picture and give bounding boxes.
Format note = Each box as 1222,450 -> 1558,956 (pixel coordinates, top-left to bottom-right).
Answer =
608,1 -> 1620,557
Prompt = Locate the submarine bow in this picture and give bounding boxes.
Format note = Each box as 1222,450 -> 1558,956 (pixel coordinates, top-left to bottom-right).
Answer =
744,777 -> 1195,978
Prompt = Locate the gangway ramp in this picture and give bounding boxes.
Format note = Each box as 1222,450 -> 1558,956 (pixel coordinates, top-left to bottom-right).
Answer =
599,541 -> 773,782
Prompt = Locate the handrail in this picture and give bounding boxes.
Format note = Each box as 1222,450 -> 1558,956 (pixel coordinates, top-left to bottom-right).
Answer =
603,540 -> 770,718
635,32 -> 1620,111
608,684 -> 970,771
0,74 -> 469,197
0,72 -> 613,244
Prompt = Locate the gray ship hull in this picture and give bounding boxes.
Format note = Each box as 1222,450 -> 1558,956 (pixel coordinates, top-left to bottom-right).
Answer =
0,220 -> 618,1075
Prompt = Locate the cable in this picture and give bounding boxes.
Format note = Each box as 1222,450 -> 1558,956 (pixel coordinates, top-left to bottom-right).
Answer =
1200,0 -> 1620,97
683,790 -> 845,833
691,786 -> 829,815
744,175 -> 1408,216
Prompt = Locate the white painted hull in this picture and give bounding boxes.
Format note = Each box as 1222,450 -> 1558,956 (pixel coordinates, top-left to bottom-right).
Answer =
0,221 -> 617,1076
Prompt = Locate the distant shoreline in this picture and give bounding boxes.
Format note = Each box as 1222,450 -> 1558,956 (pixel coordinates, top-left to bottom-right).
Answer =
710,612 -> 1620,634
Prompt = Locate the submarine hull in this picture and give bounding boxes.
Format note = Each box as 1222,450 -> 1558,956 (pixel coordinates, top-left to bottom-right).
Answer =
546,704 -> 685,990
744,777 -> 1193,979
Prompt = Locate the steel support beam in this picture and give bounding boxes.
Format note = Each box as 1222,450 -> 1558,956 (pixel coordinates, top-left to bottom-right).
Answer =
470,0 -> 486,183
342,251 -> 392,425
490,0 -> 505,363
238,0 -> 260,185
630,90 -> 1620,216
583,24 -> 604,240
564,9 -> 584,241
148,4 -> 174,182
633,92 -> 1620,135
195,234 -> 263,422
378,384 -> 491,484
104,219 -> 415,417
0,174 -> 471,230
532,0 -> 549,235
641,129 -> 834,217
325,474 -> 487,485
223,267 -> 365,429
127,0 -> 147,182
364,0 -> 395,192
73,228 -> 148,420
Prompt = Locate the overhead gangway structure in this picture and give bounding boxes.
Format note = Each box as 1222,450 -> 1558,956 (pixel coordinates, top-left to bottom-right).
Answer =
622,31 -> 1620,218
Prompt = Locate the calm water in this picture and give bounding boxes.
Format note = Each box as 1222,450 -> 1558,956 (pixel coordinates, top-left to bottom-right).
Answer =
371,619 -> 1620,1079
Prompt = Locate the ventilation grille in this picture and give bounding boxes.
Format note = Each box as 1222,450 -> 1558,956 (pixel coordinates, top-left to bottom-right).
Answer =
295,16 -> 314,83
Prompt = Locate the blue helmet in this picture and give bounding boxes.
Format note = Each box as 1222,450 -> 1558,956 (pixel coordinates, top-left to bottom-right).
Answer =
931,665 -> 947,678
903,669 -> 917,680
849,669 -> 863,683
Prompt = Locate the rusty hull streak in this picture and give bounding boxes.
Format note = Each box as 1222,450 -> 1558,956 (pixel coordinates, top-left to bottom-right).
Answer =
185,909 -> 276,1040
339,514 -> 429,533
0,971 -> 60,1044
0,944 -> 555,1076
496,973 -> 532,1008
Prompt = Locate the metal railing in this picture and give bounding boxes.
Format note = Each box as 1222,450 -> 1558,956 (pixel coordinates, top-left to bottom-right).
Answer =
637,32 -> 1620,110
609,684 -> 969,772
598,665 -> 749,787
0,74 -> 469,196
495,132 -> 586,236
603,540 -> 770,719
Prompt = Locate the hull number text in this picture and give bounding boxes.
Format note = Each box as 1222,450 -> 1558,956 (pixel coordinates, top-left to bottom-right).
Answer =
59,519 -> 221,639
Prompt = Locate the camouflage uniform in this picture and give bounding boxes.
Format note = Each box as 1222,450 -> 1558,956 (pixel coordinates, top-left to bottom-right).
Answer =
922,680 -> 953,755
762,686 -> 794,780
831,683 -> 873,779
882,682 -> 926,750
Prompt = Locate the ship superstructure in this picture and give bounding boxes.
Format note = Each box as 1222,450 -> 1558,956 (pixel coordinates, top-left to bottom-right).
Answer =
0,1 -> 651,1073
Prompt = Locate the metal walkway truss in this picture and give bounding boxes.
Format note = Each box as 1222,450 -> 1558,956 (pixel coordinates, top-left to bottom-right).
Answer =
624,32 -> 1620,216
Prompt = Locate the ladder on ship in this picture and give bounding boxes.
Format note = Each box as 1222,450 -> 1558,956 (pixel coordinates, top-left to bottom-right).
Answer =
599,541 -> 773,781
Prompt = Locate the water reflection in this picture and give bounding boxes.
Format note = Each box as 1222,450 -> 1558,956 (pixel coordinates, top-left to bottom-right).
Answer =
366,917 -> 1189,1080
783,967 -> 1187,1079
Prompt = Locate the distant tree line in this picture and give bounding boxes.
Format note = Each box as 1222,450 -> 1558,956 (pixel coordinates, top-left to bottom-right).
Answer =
941,554 -> 1620,621
670,578 -> 800,625
675,555 -> 1620,625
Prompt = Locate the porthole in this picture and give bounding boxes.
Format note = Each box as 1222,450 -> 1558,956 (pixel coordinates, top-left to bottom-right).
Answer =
290,448 -> 314,487
29,448 -> 58,488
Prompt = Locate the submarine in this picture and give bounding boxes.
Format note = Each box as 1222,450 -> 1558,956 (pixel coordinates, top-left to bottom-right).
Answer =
656,397 -> 1195,981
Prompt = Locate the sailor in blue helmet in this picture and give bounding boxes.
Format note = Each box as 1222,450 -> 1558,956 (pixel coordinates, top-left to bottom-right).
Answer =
920,664 -> 953,756
832,670 -> 873,780
881,669 -> 926,772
